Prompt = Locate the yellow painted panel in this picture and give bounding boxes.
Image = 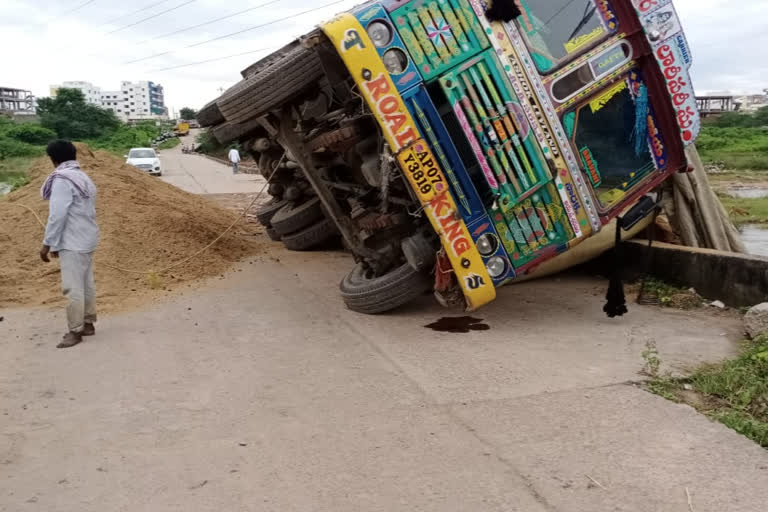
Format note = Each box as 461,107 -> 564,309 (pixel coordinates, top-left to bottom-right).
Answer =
323,14 -> 496,310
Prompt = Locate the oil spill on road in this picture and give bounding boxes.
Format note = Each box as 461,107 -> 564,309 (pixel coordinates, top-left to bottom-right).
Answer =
425,316 -> 490,333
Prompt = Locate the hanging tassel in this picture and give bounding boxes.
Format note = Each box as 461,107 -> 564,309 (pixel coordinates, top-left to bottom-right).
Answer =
604,217 -> 628,318
632,84 -> 649,157
486,0 -> 522,22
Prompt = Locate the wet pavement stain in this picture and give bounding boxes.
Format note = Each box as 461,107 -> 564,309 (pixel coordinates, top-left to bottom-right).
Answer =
425,316 -> 491,334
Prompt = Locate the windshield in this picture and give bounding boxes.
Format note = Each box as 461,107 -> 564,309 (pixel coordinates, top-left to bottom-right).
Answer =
129,150 -> 156,159
515,0 -> 617,73
565,73 -> 662,210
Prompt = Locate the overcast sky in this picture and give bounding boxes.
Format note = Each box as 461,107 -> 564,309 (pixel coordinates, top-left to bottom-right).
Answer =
2,0 -> 765,115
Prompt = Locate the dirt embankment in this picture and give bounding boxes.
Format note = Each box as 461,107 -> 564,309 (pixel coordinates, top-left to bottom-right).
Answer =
0,144 -> 265,311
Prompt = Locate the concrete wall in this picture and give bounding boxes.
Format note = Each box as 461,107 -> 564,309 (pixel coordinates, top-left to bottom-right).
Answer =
623,240 -> 768,307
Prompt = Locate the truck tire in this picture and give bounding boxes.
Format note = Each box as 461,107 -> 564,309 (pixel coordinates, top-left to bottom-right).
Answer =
270,198 -> 324,236
281,218 -> 337,251
197,100 -> 225,127
340,263 -> 432,315
266,227 -> 282,241
218,46 -> 323,124
256,199 -> 289,227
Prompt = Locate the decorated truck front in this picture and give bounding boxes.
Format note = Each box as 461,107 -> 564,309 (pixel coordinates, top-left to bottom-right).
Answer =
201,0 -> 699,314
323,0 -> 698,308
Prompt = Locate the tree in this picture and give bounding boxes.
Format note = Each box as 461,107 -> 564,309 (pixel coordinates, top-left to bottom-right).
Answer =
754,106 -> 768,127
179,107 -> 198,120
37,88 -> 121,140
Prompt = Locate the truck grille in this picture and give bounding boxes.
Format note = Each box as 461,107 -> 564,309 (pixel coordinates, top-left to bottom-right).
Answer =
391,0 -> 488,82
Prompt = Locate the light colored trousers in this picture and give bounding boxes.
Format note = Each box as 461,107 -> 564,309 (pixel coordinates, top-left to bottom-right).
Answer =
59,250 -> 97,333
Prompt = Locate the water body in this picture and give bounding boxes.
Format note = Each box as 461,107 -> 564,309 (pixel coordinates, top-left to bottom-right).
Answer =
740,224 -> 768,257
726,187 -> 768,199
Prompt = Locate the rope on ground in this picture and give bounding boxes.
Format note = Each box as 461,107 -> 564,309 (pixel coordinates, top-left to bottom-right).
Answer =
10,153 -> 285,276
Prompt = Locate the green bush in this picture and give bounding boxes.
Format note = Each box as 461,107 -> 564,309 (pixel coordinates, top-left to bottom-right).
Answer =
86,122 -> 162,154
195,130 -> 223,155
0,138 -> 44,159
698,122 -> 768,170
4,124 -> 57,145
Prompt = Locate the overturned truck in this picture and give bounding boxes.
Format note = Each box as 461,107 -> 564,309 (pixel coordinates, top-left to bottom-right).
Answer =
199,0 -> 701,314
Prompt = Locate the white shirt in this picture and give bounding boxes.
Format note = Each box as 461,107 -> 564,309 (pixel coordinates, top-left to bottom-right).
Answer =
228,149 -> 241,163
43,178 -> 100,253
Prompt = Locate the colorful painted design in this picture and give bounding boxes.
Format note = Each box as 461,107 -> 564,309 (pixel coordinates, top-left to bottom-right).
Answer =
630,0 -> 700,144
595,0 -> 619,31
589,80 -> 627,113
497,14 -> 603,233
411,100 -> 471,214
589,43 -> 630,77
323,14 -> 495,310
564,26 -> 606,55
628,69 -> 668,170
467,0 -> 596,237
390,0 -> 488,82
579,147 -> 602,187
563,111 -> 575,137
655,41 -> 700,145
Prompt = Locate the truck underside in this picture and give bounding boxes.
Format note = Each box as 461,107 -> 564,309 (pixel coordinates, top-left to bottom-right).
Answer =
201,36 -> 440,314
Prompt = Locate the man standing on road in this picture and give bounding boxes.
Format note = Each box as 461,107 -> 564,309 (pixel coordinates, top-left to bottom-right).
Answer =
228,146 -> 241,174
40,140 -> 100,349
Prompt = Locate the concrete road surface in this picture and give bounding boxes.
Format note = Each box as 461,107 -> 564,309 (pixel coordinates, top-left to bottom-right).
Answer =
2,248 -> 768,511
158,136 -> 266,195
2,152 -> 768,511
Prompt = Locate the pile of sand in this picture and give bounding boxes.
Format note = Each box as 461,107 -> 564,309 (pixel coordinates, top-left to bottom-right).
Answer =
0,144 -> 265,311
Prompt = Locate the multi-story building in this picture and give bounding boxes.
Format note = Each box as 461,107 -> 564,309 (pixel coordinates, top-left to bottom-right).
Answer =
100,90 -> 124,117
49,80 -> 168,122
117,81 -> 168,121
50,81 -> 103,106
736,90 -> 768,112
0,86 -> 36,115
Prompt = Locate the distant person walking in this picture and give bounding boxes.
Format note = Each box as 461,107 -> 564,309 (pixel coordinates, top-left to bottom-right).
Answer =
228,146 -> 241,174
40,140 -> 100,349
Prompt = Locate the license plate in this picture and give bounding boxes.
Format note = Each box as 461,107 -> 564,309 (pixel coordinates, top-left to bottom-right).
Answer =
396,139 -> 447,202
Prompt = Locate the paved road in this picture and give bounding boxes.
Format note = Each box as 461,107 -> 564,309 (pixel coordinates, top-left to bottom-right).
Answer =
158,135 -> 266,195
2,156 -> 768,510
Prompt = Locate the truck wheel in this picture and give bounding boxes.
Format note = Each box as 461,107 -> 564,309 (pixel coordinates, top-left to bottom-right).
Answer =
340,263 -> 432,315
218,46 -> 323,123
266,227 -> 282,241
256,199 -> 289,227
281,218 -> 337,251
270,198 -> 324,236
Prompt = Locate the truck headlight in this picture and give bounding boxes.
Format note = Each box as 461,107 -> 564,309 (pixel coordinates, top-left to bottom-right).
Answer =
382,48 -> 408,74
486,256 -> 507,279
476,234 -> 499,256
366,20 -> 393,48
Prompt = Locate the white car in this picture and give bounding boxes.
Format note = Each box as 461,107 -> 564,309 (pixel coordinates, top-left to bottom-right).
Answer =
125,148 -> 162,176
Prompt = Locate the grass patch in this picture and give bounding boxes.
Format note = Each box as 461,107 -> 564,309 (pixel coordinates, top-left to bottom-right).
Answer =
158,137 -> 181,150
718,195 -> 768,225
0,156 -> 35,191
698,124 -> 768,171
645,335 -> 768,448
636,278 -> 704,309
